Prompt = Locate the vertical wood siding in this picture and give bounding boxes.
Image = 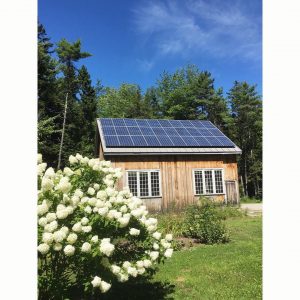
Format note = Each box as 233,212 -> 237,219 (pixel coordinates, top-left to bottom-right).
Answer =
104,154 -> 239,211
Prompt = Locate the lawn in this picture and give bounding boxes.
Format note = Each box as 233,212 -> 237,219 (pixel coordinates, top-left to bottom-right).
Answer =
152,216 -> 262,300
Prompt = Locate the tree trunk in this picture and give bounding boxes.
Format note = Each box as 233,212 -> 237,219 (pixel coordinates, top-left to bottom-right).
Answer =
57,93 -> 68,169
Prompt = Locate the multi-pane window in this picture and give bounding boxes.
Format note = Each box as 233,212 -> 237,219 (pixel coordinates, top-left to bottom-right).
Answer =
193,169 -> 224,195
126,170 -> 161,197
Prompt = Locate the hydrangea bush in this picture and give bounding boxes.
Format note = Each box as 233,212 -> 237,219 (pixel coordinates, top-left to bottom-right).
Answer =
37,154 -> 173,299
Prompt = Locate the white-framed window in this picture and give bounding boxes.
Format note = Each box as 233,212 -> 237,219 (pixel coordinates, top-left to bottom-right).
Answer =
193,168 -> 225,195
126,170 -> 161,198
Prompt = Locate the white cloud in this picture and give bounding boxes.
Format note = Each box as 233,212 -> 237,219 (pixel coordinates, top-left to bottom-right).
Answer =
133,0 -> 261,65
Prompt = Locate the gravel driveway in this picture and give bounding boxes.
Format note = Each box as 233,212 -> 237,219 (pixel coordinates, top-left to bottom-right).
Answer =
240,203 -> 262,215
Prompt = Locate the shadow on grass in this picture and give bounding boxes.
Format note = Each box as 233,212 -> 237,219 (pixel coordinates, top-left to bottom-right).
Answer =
68,277 -> 175,300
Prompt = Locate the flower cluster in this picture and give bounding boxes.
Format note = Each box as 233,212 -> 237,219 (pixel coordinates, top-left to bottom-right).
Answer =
37,153 -> 173,295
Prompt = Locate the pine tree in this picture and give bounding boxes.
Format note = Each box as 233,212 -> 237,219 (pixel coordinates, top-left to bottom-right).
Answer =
228,81 -> 262,197
77,65 -> 97,156
56,39 -> 91,168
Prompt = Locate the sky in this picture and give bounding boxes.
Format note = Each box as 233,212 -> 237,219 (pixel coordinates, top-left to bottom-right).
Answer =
39,0 -> 262,95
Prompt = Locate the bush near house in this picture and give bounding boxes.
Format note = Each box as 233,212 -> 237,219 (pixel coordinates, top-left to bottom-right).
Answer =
183,199 -> 230,244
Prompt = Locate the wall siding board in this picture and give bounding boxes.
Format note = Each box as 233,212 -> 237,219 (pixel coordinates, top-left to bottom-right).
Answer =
104,153 -> 239,211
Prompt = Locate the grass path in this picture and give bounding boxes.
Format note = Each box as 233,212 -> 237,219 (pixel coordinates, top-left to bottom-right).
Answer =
153,217 -> 262,300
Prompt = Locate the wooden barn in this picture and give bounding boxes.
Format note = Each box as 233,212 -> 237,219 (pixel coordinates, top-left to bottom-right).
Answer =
96,118 -> 241,211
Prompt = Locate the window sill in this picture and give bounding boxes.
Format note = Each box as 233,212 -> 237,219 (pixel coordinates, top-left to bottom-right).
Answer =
194,193 -> 225,196
138,196 -> 162,199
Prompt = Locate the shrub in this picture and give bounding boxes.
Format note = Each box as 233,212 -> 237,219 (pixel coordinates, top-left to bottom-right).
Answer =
37,154 -> 173,299
183,198 -> 229,244
218,205 -> 246,220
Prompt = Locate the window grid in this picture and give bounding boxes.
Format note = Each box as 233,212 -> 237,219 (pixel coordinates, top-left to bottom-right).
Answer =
194,169 -> 224,195
139,172 -> 149,197
194,170 -> 204,195
204,170 -> 214,194
127,170 -> 161,197
151,172 -> 160,196
214,170 -> 224,193
127,172 -> 138,196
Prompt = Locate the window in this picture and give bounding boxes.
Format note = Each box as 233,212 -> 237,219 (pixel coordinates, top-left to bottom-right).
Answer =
193,169 -> 224,195
126,170 -> 161,197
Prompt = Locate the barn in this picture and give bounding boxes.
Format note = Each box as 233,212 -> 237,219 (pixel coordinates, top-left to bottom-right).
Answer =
96,118 -> 242,211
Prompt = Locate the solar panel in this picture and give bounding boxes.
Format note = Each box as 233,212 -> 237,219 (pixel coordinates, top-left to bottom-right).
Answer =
100,118 -> 236,148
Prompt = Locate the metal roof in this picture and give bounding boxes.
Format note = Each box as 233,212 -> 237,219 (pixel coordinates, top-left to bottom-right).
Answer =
97,118 -> 242,155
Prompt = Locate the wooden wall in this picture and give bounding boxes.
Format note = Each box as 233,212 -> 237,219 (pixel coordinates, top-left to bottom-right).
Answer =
102,153 -> 239,211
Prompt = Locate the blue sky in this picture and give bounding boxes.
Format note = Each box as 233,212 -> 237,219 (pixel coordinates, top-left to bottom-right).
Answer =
39,0 -> 262,95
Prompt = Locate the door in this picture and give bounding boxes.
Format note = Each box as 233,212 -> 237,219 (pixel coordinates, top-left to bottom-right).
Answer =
225,180 -> 238,204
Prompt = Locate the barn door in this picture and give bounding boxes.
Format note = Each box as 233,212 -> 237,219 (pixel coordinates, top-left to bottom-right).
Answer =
225,180 -> 238,204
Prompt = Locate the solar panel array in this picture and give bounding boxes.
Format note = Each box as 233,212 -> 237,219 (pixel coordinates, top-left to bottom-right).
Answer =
99,118 -> 235,148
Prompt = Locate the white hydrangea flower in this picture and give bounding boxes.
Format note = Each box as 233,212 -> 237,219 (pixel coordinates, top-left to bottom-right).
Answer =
161,239 -> 172,249
81,217 -> 89,225
105,187 -> 115,197
118,216 -> 130,228
63,167 -> 74,177
75,153 -> 83,161
37,163 -> 47,176
44,220 -> 58,233
96,190 -> 107,200
71,196 -> 80,206
91,276 -> 102,288
44,167 -> 55,179
127,266 -> 138,277
107,209 -> 117,220
84,206 -> 92,214
53,243 -> 62,251
80,197 -> 89,204
61,226 -> 69,235
56,209 -> 68,220
137,267 -> 146,275
122,261 -> 131,269
117,272 -> 129,282
146,225 -> 157,232
129,228 -> 140,236
104,178 -> 114,187
67,233 -> 78,244
53,230 -> 66,243
164,248 -> 173,258
38,217 -> 48,227
98,207 -> 109,216
143,259 -> 152,268
72,222 -> 82,233
56,177 -> 72,194
81,242 -> 91,253
88,197 -> 97,206
69,155 -> 78,165
41,177 -> 54,192
152,232 -> 162,240
64,245 -> 75,256
42,232 -> 53,244
82,225 -> 92,233
96,200 -> 105,208
91,235 -> 98,243
99,280 -> 111,293
111,265 -> 121,274
119,205 -> 127,213
153,242 -> 160,250
87,187 -> 95,196
165,234 -> 173,241
38,243 -> 50,255
74,189 -> 83,198
66,206 -> 74,214
150,251 -> 159,261
99,239 -> 115,257
37,153 -> 43,164
136,260 -> 144,268
46,212 -> 57,223
81,157 -> 89,165
93,183 -> 100,191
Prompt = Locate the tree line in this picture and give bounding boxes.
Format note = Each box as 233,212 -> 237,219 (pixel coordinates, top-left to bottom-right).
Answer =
38,23 -> 262,198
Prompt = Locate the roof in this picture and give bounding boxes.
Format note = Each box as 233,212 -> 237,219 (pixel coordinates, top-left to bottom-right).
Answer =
97,118 -> 242,155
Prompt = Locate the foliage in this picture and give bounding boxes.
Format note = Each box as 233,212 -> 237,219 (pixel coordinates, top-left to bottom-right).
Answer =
228,81 -> 262,198
217,205 -> 246,219
37,154 -> 173,299
183,199 -> 229,244
38,22 -> 262,198
153,217 -> 262,300
156,213 -> 186,238
98,83 -> 151,119
240,196 -> 262,203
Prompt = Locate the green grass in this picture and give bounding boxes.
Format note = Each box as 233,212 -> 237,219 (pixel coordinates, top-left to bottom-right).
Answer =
152,216 -> 262,300
240,196 -> 262,203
